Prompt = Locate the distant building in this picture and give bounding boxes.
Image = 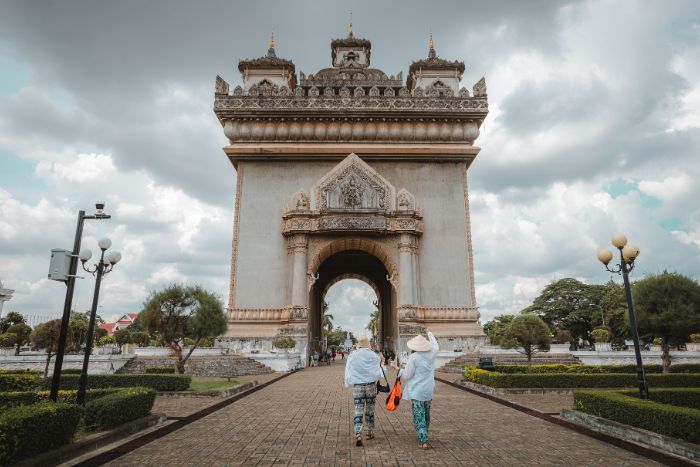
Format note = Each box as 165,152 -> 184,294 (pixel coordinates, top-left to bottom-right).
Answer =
99,312 -> 138,335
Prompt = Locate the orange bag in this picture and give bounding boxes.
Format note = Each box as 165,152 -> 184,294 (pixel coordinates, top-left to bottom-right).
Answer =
386,371 -> 402,411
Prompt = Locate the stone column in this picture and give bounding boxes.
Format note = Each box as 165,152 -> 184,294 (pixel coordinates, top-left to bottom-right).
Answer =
288,234 -> 308,307
398,233 -> 415,306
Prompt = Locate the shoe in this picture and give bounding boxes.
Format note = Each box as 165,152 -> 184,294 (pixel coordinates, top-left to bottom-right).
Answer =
365,433 -> 375,440
355,434 -> 363,446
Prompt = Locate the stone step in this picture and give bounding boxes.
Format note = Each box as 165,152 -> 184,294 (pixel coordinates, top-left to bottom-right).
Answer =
118,355 -> 275,376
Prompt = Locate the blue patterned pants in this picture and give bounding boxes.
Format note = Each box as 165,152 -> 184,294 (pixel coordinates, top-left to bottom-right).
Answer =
411,399 -> 432,444
353,383 -> 377,435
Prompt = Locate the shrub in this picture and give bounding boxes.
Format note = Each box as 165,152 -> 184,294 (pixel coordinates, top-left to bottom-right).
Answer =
61,368 -> 83,374
83,387 -> 156,431
573,390 -> 700,443
617,388 -> 700,410
44,373 -> 191,391
591,328 -> 611,343
0,401 -> 83,464
0,388 -> 120,410
652,337 -> 664,346
464,368 -> 700,388
272,336 -> 296,349
690,333 -> 700,343
670,364 -> 700,373
145,366 -> 176,374
490,364 -> 665,374
0,369 -> 42,375
555,330 -> 572,344
0,373 -> 42,392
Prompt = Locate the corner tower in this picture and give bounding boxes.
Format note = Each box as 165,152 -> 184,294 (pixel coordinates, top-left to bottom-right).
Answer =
214,30 -> 488,367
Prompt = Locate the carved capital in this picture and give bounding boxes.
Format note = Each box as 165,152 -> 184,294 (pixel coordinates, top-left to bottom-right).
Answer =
287,234 -> 308,253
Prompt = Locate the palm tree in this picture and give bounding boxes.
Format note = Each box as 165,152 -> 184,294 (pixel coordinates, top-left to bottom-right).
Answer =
321,302 -> 334,347
366,309 -> 380,340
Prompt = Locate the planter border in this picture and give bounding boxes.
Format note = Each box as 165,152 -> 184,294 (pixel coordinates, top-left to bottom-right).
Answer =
158,381 -> 255,398
561,409 -> 700,463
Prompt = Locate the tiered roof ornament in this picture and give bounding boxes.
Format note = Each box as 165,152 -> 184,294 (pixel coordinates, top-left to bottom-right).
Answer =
213,27 -> 488,159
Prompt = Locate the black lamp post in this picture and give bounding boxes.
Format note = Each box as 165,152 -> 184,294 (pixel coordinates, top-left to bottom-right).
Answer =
597,233 -> 648,399
49,203 -> 110,402
75,239 -> 121,405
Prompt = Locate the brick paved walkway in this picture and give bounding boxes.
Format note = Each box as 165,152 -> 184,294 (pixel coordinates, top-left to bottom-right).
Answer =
106,361 -> 660,466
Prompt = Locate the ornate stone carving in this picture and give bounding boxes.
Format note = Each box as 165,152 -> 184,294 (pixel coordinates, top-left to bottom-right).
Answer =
318,216 -> 386,231
215,75 -> 229,94
396,188 -> 421,215
473,77 -> 487,97
311,153 -> 395,212
339,87 -> 350,97
233,85 -> 243,97
308,86 -> 320,97
369,86 -> 380,97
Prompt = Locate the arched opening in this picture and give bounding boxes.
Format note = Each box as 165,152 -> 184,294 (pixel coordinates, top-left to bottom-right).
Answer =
308,249 -> 398,356
323,278 -> 378,349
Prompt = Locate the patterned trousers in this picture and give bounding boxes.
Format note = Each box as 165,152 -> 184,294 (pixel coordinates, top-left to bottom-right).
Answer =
353,383 -> 377,435
411,399 -> 432,444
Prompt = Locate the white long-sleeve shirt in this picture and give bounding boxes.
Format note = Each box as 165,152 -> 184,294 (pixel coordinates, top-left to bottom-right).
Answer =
401,332 -> 439,402
344,348 -> 384,387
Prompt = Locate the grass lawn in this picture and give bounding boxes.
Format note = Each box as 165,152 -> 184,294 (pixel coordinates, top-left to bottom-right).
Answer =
188,377 -> 244,392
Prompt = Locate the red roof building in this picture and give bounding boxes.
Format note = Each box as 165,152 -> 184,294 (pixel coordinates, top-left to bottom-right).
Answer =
99,312 -> 139,335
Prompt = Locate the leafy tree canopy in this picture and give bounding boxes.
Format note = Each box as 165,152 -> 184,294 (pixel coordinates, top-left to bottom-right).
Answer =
483,315 -> 515,346
0,311 -> 26,333
504,315 -> 551,368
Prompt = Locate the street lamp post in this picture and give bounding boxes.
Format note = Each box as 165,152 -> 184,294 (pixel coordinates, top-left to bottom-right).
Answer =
588,303 -> 605,328
597,233 -> 648,399
49,203 -> 110,402
75,239 -> 121,405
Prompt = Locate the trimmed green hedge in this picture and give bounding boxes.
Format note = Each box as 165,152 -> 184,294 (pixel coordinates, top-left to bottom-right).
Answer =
464,368 -> 700,388
0,401 -> 83,464
0,388 -> 120,410
44,373 -> 191,391
144,366 -> 176,374
61,369 -> 83,374
0,369 -> 42,375
83,387 -> 156,431
574,390 -> 700,443
0,373 -> 42,392
617,388 -> 700,410
481,363 -> 700,374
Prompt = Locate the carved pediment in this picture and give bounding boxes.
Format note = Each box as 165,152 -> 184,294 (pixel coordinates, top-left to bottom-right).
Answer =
311,153 -> 396,212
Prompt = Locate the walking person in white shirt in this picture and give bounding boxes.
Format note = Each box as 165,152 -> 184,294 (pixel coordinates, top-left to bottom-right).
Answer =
344,336 -> 385,446
392,330 -> 439,449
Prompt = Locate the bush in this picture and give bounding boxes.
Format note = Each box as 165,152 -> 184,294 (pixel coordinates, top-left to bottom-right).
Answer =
464,368 -> 700,388
489,364 -> 659,374
0,401 -> 83,464
61,369 -> 83,374
617,388 -> 700,410
0,373 -> 42,392
83,387 -> 156,431
45,373 -> 191,391
145,366 -> 176,374
670,364 -> 700,373
690,333 -> 700,343
591,328 -> 611,343
272,336 -> 296,349
0,388 -> 120,410
0,369 -> 42,375
573,390 -> 700,443
555,330 -> 572,344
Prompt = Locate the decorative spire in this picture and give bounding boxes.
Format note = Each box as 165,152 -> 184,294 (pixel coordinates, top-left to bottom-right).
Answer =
348,13 -> 353,37
428,30 -> 436,59
267,28 -> 276,57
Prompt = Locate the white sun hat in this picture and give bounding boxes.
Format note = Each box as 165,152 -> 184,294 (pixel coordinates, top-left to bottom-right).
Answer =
406,334 -> 431,352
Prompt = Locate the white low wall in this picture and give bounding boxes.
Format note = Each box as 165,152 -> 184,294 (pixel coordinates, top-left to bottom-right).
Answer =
0,354 -> 133,375
132,346 -> 231,357
572,350 -> 700,365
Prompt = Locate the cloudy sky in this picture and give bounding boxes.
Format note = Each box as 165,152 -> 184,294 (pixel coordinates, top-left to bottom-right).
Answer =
1,1 -> 699,337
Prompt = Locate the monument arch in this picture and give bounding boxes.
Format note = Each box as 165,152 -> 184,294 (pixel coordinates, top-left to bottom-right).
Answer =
214,29 -> 488,367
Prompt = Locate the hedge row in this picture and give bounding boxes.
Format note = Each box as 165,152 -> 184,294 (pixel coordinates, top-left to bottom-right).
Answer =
43,373 -> 191,391
617,388 -> 700,410
0,388 -> 120,410
84,387 -> 156,431
464,368 -> 700,388
0,373 -> 42,392
0,369 -> 42,375
487,364 -> 700,374
574,390 -> 700,443
144,366 -> 176,374
0,402 -> 83,465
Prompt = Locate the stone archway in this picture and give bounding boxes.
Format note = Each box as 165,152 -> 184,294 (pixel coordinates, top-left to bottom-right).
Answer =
308,249 -> 398,355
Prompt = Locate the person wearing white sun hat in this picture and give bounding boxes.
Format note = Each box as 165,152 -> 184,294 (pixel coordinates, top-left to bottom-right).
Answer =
392,329 -> 439,449
344,335 -> 386,446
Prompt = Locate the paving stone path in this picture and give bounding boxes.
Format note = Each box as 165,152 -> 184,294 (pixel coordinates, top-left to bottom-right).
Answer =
107,361 -> 659,466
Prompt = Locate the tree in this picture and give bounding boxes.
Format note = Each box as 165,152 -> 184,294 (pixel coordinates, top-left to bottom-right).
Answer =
597,280 -> 630,345
140,284 -> 228,374
98,335 -> 116,346
130,331 -> 151,347
0,311 -> 26,333
7,323 -> 32,356
633,271 -> 700,373
0,332 -> 18,348
522,278 -> 601,347
95,327 -> 108,341
483,315 -> 515,346
366,309 -> 380,340
30,319 -> 62,377
504,315 -> 551,370
113,329 -> 132,353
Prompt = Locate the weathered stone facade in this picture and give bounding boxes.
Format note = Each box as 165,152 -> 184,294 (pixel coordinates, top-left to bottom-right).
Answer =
214,30 -> 488,364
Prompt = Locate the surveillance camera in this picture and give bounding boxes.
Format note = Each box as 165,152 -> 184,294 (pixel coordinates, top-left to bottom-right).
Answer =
95,202 -> 105,211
